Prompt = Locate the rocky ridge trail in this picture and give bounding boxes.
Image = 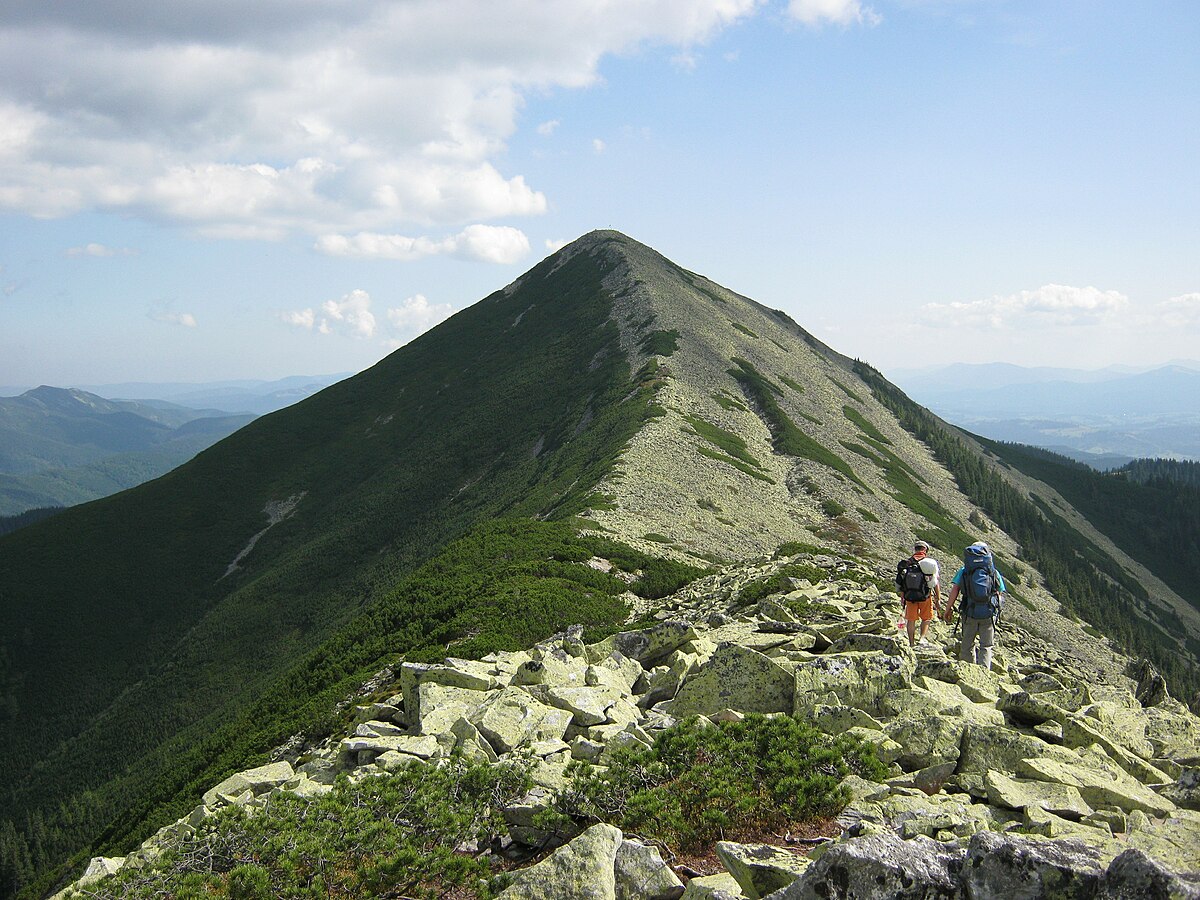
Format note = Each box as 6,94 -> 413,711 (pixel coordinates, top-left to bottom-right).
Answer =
56,551 -> 1200,899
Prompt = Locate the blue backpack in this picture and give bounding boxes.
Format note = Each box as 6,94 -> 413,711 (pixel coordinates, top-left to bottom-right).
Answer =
961,543 -> 1002,620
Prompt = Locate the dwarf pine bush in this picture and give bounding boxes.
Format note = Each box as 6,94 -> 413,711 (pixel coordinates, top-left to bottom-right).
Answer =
554,714 -> 885,851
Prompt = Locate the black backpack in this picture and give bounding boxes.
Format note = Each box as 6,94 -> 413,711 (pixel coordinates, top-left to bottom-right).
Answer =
896,557 -> 931,603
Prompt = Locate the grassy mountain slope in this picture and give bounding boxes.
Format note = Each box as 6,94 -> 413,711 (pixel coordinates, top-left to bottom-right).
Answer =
2,231 -> 1197,897
0,240 -> 672,894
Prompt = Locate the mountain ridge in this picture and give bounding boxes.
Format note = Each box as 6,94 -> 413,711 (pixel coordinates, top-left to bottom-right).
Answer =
2,231 -> 1197,898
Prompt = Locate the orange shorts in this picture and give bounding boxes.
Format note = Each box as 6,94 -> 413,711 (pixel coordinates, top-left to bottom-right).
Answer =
904,599 -> 935,622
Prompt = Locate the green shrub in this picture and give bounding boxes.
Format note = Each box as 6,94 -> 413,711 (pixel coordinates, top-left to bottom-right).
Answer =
92,758 -> 531,899
731,322 -> 760,339
555,715 -> 884,851
641,329 -> 680,357
729,359 -> 864,488
821,499 -> 846,518
779,375 -> 805,393
774,541 -> 826,558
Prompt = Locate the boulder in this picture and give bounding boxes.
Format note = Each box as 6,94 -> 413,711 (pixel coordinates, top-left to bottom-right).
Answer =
1097,849 -> 1200,899
793,650 -> 915,713
412,682 -> 491,736
954,724 -> 1079,799
202,761 -> 294,807
339,734 -> 439,760
398,661 -> 496,727
961,831 -> 1104,899
544,684 -> 625,727
513,650 -> 590,689
1017,756 -> 1177,816
592,622 -> 699,666
472,687 -> 573,754
615,838 -> 685,900
810,704 -> 883,735
884,715 -> 964,772
985,770 -> 1093,820
715,842 -> 810,899
918,659 -> 1001,703
998,690 -> 1067,726
1161,768 -> 1200,811
1124,808 -> 1200,876
681,872 -> 745,899
666,645 -> 795,718
768,831 -> 963,898
496,822 -> 622,899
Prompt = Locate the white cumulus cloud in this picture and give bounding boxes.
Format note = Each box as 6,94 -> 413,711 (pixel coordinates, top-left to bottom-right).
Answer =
387,294 -> 456,334
66,243 -> 135,257
282,289 -> 376,338
537,120 -> 560,136
151,310 -> 198,327
923,284 -> 1129,329
1156,293 -> 1200,329
315,224 -> 530,264
787,0 -> 881,26
0,0 -> 760,240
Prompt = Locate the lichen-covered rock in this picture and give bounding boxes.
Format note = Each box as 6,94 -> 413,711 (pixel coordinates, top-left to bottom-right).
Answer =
985,770 -> 1094,819
1017,755 -> 1177,816
793,650 -> 915,713
1124,808 -> 1200,875
884,715 -> 964,772
1097,848 -> 1200,899
961,831 -> 1104,899
918,659 -> 1002,703
998,690 -> 1068,726
666,644 -> 795,718
412,681 -> 491,735
615,838 -> 685,900
769,831 -> 963,899
472,687 -> 573,754
715,842 -> 810,899
202,761 -> 294,808
954,724 -> 1079,798
682,872 -> 745,899
592,622 -> 699,666
496,823 -> 622,899
1161,768 -> 1200,811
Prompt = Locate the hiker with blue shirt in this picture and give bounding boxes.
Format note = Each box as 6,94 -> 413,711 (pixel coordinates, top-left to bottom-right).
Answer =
942,541 -> 1006,670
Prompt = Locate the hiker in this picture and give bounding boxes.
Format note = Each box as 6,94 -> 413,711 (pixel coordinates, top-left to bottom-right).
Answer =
895,540 -> 941,648
943,541 -> 1006,669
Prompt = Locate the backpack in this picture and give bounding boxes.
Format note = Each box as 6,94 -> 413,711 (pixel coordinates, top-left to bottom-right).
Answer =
896,557 -> 932,603
960,543 -> 1002,620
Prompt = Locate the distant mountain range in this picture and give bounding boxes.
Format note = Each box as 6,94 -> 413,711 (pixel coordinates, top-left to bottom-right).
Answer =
0,387 -> 255,516
0,373 -> 349,416
886,362 -> 1200,465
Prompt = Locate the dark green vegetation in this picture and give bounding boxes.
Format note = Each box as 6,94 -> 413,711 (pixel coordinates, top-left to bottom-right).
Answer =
853,361 -> 1200,701
1119,458 -> 1200,489
0,506 -> 61,537
779,375 -> 805,393
731,322 -> 760,339
554,715 -> 884,851
728,359 -> 864,487
976,441 -> 1200,617
738,562 -> 828,605
683,414 -> 771,485
0,239 -> 680,899
30,715 -> 876,900
640,329 -> 680,357
63,758 -> 532,900
0,387 -> 254,515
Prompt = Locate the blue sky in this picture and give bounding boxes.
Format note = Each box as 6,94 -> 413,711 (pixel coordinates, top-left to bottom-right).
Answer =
2,0 -> 1198,388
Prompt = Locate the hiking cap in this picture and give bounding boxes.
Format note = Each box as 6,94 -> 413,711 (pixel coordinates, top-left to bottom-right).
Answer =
914,540 -> 930,552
